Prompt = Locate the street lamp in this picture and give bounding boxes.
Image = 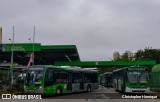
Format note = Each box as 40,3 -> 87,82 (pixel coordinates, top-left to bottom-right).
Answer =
28,38 -> 31,43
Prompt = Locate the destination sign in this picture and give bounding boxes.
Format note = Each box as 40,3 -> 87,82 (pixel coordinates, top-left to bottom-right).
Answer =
128,68 -> 146,71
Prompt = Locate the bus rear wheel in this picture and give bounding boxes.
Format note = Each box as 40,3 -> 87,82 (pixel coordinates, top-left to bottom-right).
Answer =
56,87 -> 62,95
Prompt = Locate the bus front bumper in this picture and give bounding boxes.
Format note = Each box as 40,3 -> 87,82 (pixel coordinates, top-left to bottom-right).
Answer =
125,87 -> 150,93
24,86 -> 44,94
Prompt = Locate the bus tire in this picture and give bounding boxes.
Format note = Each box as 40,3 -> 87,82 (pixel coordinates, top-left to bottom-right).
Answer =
56,87 -> 62,95
122,85 -> 125,93
87,85 -> 91,92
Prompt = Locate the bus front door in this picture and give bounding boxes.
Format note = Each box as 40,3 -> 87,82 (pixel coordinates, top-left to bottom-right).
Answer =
67,73 -> 72,91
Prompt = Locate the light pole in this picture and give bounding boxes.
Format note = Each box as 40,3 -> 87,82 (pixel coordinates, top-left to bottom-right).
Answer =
9,26 -> 15,89
27,26 -> 35,66
32,26 -> 35,66
27,38 -> 33,68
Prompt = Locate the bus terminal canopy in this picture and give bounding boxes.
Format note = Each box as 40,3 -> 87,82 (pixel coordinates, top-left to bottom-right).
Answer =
0,43 -> 80,66
0,43 -> 156,68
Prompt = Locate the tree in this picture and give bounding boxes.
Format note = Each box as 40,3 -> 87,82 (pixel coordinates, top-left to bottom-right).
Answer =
135,47 -> 160,63
114,52 -> 134,61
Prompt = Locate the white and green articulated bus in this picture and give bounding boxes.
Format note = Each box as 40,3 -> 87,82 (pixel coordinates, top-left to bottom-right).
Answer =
113,66 -> 150,93
24,65 -> 99,95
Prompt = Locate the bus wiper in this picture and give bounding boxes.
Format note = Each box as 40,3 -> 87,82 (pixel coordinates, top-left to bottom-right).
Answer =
35,77 -> 42,82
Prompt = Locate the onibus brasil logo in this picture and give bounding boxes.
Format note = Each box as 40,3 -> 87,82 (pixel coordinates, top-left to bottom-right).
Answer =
2,94 -> 42,99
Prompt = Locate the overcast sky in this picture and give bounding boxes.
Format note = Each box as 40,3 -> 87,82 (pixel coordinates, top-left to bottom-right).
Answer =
1,0 -> 160,61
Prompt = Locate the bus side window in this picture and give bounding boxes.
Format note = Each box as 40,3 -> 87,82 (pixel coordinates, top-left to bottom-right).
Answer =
125,72 -> 128,81
84,73 -> 91,83
54,72 -> 67,84
62,73 -> 68,83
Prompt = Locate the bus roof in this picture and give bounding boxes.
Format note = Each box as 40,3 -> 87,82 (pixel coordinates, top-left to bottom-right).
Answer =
29,65 -> 98,73
113,66 -> 147,72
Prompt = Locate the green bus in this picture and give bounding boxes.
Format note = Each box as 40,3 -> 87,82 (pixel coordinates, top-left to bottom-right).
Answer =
24,65 -> 99,95
113,66 -> 150,93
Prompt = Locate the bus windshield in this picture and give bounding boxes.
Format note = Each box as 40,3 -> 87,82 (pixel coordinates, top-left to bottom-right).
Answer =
25,67 -> 44,86
127,71 -> 149,84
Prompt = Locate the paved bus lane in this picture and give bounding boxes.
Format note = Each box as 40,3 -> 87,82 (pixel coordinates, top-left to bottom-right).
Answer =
0,87 -> 159,102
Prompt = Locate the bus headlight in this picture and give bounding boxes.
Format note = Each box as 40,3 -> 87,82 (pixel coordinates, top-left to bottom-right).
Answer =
36,86 -> 44,94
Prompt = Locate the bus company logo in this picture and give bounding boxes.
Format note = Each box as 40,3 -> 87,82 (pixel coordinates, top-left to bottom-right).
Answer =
2,94 -> 11,99
2,94 -> 42,99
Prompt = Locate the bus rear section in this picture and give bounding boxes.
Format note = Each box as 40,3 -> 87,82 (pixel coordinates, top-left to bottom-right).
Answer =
100,72 -> 113,88
113,66 -> 150,93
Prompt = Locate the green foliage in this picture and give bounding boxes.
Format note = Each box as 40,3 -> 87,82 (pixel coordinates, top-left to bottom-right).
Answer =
0,69 -> 8,81
135,47 -> 160,63
121,53 -> 130,61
